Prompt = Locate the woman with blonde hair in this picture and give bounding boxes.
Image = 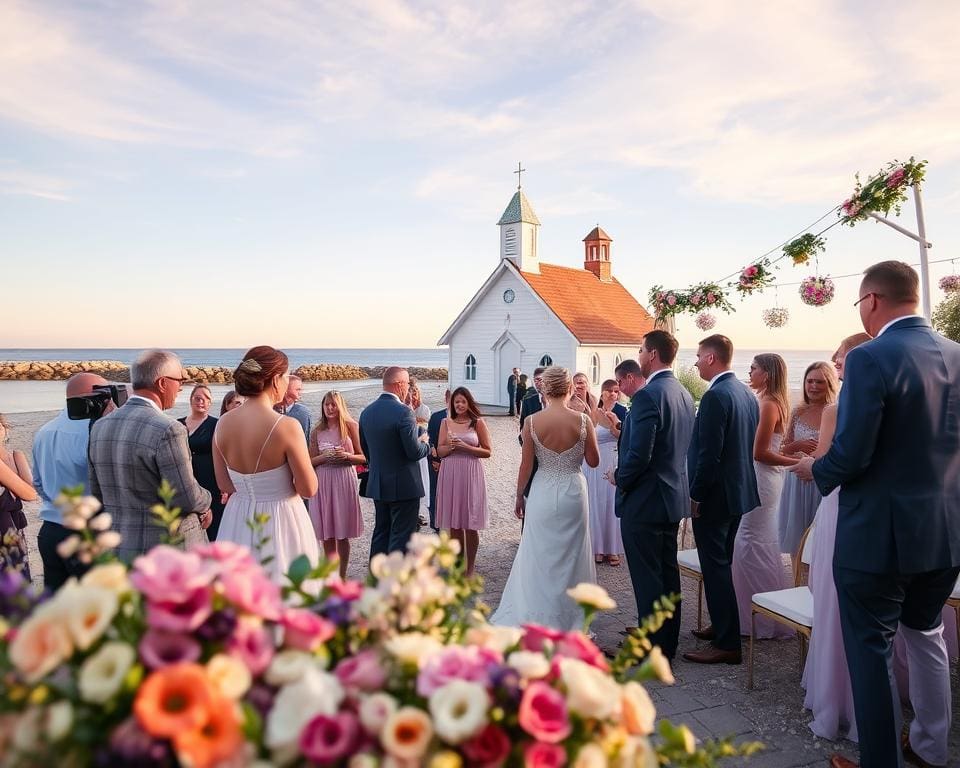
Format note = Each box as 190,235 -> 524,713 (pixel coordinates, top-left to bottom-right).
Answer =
0,414 -> 37,578
777,361 -> 839,557
730,353 -> 796,639
308,391 -> 365,578
178,384 -> 225,540
492,366 -> 600,630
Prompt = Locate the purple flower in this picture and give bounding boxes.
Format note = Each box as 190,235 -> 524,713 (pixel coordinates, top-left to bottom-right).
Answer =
490,664 -> 522,703
245,681 -> 278,720
138,629 -> 202,670
196,607 -> 238,643
96,717 -> 175,767
321,596 -> 353,626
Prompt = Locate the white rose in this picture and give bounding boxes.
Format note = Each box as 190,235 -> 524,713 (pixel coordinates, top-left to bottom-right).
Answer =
265,667 -> 344,751
428,680 -> 489,744
265,649 -> 316,687
59,584 -> 118,650
559,658 -> 622,720
81,563 -> 132,595
78,642 -> 136,704
45,700 -> 73,742
358,692 -> 399,736
507,650 -> 551,681
620,682 -> 655,736
566,583 -> 616,611
384,632 -> 442,666
465,624 -> 523,653
574,743 -> 608,768
206,653 -> 252,700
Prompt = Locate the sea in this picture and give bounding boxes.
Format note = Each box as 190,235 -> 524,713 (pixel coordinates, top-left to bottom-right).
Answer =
0,347 -> 833,413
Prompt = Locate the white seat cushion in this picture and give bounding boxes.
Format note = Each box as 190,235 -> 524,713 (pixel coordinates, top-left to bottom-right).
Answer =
677,549 -> 701,574
752,586 -> 813,628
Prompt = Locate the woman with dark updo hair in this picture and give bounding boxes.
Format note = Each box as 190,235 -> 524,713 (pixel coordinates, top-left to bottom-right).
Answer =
213,346 -> 320,583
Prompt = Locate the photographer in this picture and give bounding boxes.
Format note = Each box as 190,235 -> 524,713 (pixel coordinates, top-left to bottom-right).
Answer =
32,373 -> 116,589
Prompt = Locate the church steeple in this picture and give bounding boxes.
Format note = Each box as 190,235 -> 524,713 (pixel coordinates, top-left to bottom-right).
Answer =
498,165 -> 540,273
583,225 -> 612,282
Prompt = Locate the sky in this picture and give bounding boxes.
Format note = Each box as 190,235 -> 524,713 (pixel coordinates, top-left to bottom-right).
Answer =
1,0 -> 959,351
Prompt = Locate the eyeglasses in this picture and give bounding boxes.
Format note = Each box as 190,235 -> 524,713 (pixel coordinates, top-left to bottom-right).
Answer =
853,292 -> 882,307
160,375 -> 189,385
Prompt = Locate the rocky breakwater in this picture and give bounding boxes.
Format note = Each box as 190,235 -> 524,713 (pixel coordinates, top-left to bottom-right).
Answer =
0,360 -> 131,381
361,366 -> 448,381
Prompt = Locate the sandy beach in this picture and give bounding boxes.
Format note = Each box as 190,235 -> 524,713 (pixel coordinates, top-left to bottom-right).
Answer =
4,382 -> 958,765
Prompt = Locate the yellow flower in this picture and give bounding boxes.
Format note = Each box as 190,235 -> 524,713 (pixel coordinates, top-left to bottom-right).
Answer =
566,583 -> 616,611
384,632 -> 442,666
574,743 -> 608,768
206,654 -> 252,700
429,750 -> 464,768
380,707 -> 433,761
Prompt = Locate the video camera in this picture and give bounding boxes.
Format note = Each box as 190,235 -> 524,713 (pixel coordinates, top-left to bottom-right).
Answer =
67,384 -> 129,422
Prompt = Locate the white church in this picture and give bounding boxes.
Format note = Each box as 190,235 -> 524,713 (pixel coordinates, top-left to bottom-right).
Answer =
438,185 -> 656,407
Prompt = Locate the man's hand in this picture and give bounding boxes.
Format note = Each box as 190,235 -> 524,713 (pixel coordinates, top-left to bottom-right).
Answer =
791,456 -> 815,481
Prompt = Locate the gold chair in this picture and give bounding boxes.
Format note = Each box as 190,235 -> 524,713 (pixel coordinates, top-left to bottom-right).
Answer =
677,547 -> 705,631
747,523 -> 815,690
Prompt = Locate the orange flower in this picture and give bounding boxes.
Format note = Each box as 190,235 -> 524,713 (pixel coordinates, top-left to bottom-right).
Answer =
174,697 -> 245,768
134,664 -> 215,738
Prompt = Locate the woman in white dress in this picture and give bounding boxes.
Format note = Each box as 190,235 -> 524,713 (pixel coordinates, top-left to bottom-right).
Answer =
213,346 -> 320,584
492,366 -> 600,631
407,381 -> 432,525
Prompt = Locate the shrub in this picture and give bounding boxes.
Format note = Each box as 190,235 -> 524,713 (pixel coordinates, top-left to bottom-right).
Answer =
932,294 -> 960,342
676,366 -> 708,402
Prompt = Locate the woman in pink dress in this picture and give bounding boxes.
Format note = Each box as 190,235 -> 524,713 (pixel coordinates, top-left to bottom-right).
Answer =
436,387 -> 491,577
732,353 -> 795,639
308,391 -> 365,579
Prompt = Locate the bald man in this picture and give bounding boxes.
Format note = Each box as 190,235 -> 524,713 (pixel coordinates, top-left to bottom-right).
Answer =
33,372 -> 114,588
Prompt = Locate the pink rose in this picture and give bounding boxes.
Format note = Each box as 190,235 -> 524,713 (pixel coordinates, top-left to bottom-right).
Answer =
520,624 -> 564,653
335,650 -> 387,694
220,568 -> 282,621
666,294 -> 677,306
145,586 -> 212,632
416,645 -> 499,697
707,293 -> 716,304
299,712 -> 360,765
524,741 -> 567,768
227,618 -> 274,675
193,541 -> 258,571
462,724 -> 512,768
517,681 -> 571,743
130,546 -> 216,603
282,609 -> 335,652
886,167 -> 906,188
690,293 -> 701,306
328,580 -> 363,601
554,632 -> 609,672
743,266 -> 758,278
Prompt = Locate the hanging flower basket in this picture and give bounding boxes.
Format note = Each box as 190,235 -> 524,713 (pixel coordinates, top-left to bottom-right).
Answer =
939,275 -> 960,293
695,311 -> 717,331
839,157 -> 927,226
648,282 -> 734,323
800,276 -> 835,307
782,234 -> 826,266
762,307 -> 789,328
736,262 -> 775,295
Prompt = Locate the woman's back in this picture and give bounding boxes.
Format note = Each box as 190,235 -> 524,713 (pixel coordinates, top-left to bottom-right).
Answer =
217,407 -> 298,474
530,408 -> 586,455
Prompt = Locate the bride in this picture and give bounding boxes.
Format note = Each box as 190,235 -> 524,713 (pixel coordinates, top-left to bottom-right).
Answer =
213,346 -> 320,583
492,366 -> 600,630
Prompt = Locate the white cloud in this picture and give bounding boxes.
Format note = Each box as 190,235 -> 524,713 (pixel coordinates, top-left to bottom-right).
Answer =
0,167 -> 72,202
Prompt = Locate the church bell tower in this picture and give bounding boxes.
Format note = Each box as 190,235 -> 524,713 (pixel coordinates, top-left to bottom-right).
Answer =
498,164 -> 540,274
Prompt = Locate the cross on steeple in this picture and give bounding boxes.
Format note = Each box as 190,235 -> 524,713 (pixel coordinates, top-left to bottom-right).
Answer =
513,162 -> 525,190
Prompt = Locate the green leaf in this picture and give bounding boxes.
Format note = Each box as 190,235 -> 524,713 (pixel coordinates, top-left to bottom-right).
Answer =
286,554 -> 312,587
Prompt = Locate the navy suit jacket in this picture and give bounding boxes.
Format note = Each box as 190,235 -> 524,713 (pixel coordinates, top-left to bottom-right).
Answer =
518,390 -> 543,443
616,371 -> 695,524
687,372 -> 760,519
813,317 -> 960,574
428,407 -> 446,451
358,394 -> 429,502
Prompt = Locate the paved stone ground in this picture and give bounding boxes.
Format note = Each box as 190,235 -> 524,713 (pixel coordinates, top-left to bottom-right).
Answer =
7,382 -> 958,766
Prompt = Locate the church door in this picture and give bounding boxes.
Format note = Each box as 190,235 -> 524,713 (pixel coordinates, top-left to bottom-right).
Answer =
498,338 -> 522,407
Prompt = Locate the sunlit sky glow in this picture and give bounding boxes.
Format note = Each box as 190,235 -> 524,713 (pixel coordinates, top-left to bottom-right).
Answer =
2,0 -> 959,351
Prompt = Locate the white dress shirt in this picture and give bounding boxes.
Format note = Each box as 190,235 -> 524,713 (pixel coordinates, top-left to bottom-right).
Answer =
706,370 -> 735,391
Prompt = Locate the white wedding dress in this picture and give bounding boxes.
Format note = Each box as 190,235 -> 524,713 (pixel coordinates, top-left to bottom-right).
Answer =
492,413 -> 596,631
216,420 -> 320,585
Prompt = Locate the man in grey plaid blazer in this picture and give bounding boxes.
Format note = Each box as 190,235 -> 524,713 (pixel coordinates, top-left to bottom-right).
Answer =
89,350 -> 212,562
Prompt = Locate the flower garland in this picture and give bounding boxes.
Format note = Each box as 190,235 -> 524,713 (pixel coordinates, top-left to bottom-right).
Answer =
762,307 -> 789,328
939,275 -> 960,293
782,234 -> 825,266
736,262 -> 775,295
695,312 -> 717,331
648,282 -> 734,322
0,491 -> 761,767
840,157 -> 926,225
799,276 -> 835,307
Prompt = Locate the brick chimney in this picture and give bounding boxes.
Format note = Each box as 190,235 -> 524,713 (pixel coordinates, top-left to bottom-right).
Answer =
583,226 -> 612,282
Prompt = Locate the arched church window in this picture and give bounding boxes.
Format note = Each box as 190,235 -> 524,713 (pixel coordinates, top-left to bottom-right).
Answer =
590,354 -> 600,385
464,355 -> 477,381
601,244 -> 607,260
539,354 -> 553,367
614,353 -> 623,367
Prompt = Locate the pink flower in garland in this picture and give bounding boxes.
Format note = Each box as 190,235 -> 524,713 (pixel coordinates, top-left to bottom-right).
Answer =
886,167 -> 906,188
666,294 -> 677,306
706,293 -> 716,304
842,198 -> 864,217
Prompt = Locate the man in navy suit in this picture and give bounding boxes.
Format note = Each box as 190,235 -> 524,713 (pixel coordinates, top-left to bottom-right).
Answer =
684,334 -> 760,664
615,333 -> 695,659
517,367 -> 546,505
794,262 -> 960,768
427,389 -> 451,533
359,367 -> 430,558
507,367 -> 520,417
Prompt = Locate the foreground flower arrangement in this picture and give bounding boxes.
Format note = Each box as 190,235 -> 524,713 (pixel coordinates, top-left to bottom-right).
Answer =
0,493 -> 760,767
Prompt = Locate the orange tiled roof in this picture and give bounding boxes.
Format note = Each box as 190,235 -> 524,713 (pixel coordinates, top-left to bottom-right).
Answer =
518,263 -> 655,345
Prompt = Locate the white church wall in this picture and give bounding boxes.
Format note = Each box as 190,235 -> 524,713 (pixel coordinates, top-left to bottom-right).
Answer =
446,269 -> 574,405
575,345 -> 642,396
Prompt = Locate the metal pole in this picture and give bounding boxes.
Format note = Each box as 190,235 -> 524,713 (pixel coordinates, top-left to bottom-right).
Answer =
914,183 -> 932,319
865,212 -> 932,248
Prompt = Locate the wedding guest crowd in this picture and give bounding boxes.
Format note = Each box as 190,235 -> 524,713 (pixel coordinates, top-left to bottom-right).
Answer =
219,389 -> 244,414
178,384 -> 225,540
